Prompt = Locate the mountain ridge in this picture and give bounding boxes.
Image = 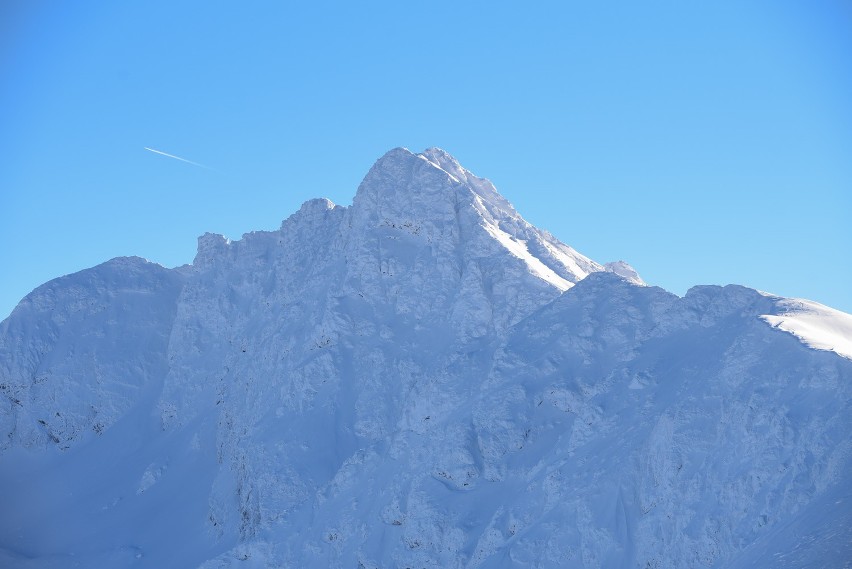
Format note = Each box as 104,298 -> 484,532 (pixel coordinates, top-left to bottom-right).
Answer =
0,148 -> 849,569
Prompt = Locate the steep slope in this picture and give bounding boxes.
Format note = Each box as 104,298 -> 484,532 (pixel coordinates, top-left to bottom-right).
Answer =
0,148 -> 849,569
761,296 -> 852,360
0,256 -> 184,451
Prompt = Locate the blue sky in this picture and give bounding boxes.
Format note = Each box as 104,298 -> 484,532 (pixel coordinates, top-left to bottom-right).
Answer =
2,1 -> 850,318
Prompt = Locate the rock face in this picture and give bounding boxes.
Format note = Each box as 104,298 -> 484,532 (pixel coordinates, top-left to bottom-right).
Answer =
0,148 -> 850,569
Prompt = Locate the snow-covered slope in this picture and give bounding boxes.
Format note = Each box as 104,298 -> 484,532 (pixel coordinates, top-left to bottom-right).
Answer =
760,296 -> 852,360
1,148 -> 850,569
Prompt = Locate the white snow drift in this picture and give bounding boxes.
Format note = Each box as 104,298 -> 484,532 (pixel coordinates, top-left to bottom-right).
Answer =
761,296 -> 852,360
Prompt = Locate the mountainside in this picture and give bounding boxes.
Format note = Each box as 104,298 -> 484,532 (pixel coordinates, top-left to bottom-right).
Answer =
1,148 -> 850,569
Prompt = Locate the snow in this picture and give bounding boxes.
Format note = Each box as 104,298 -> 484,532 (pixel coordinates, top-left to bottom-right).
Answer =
604,260 -> 645,286
0,148 -> 850,568
761,296 -> 852,360
481,222 -> 571,291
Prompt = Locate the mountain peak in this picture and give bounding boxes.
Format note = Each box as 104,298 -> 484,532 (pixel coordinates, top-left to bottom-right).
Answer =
375,145 -> 417,163
350,148 -> 604,292
364,147 -> 481,191
418,147 -> 465,181
354,146 -> 517,224
351,146 -> 460,225
2,147 -> 851,569
604,260 -> 645,285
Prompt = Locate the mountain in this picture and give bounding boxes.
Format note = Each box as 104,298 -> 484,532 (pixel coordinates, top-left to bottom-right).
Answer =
0,148 -> 849,569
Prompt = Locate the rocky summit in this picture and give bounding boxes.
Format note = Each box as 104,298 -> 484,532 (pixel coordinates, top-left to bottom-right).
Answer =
1,148 -> 850,568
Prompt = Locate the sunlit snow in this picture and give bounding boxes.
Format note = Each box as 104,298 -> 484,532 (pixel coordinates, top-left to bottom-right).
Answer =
761,297 -> 852,359
0,148 -> 849,569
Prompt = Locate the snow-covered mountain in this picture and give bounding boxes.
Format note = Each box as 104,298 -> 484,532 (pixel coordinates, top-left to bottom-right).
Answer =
1,148 -> 849,569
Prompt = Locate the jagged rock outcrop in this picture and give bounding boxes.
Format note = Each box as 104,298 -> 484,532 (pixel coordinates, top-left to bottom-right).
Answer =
1,148 -> 849,569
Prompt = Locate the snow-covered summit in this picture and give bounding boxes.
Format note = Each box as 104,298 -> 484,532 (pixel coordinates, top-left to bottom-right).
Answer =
347,146 -> 605,331
604,260 -> 645,285
761,295 -> 852,359
0,148 -> 850,569
350,146 -> 524,242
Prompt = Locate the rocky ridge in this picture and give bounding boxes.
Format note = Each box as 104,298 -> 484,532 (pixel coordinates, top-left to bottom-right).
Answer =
0,148 -> 849,569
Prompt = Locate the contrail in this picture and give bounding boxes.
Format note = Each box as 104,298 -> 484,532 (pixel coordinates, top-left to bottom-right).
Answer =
144,147 -> 210,169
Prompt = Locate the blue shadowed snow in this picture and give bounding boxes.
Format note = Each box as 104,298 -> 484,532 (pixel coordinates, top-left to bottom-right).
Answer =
0,150 -> 849,568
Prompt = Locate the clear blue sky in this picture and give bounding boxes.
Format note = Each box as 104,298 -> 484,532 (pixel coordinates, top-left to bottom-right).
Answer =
2,1 -> 851,318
